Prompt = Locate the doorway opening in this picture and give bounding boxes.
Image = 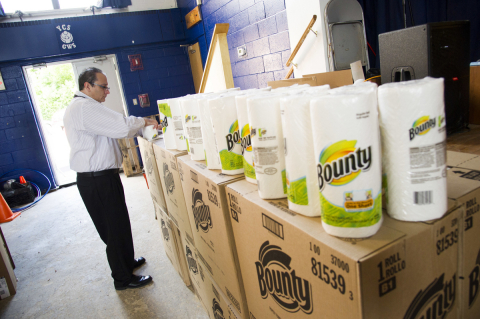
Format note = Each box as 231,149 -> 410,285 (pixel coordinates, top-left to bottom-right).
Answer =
23,55 -> 127,186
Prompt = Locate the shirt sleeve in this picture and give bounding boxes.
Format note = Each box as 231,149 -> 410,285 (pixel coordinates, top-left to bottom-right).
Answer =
81,100 -> 146,139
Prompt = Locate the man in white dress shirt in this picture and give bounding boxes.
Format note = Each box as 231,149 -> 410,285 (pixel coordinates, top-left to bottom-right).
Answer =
64,67 -> 158,290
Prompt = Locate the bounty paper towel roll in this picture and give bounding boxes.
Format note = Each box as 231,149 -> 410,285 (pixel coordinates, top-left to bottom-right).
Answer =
283,91 -> 329,217
209,93 -> 245,175
167,98 -> 187,150
235,89 -> 272,184
198,96 -> 222,169
157,99 -> 177,149
248,93 -> 288,199
180,97 -> 205,160
378,77 -> 447,221
310,89 -> 383,238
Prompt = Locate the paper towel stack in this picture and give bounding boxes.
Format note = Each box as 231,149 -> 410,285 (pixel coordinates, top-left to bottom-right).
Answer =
209,92 -> 246,175
282,90 -> 329,217
180,97 -> 205,160
198,95 -> 222,169
248,93 -> 288,199
164,98 -> 187,151
310,88 -> 383,238
157,98 -> 177,149
378,77 -> 447,221
235,89 -> 271,183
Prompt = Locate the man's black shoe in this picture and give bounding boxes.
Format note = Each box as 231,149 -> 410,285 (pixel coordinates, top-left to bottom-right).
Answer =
115,275 -> 153,290
134,257 -> 146,269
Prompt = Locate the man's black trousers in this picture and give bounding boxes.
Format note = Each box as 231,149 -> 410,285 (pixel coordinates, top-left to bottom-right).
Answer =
77,173 -> 135,284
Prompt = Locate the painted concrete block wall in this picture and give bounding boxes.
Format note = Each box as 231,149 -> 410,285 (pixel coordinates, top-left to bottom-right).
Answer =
0,65 -> 53,191
178,0 -> 291,90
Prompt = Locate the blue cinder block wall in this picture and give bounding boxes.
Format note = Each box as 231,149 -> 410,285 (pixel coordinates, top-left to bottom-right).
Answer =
0,9 -> 196,190
178,0 -> 291,90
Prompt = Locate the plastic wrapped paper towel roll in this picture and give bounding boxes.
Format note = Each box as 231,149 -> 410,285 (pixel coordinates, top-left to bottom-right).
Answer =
198,95 -> 222,169
235,89 -> 271,184
157,99 -> 177,149
166,98 -> 187,150
142,125 -> 158,141
209,92 -> 245,175
378,77 -> 447,221
282,91 -> 329,217
310,89 -> 383,238
248,94 -> 288,199
180,97 -> 205,160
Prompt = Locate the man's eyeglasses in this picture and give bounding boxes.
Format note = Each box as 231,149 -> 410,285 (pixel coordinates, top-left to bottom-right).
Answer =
92,83 -> 110,91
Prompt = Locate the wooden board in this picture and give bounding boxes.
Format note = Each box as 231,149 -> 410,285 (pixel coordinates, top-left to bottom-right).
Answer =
303,69 -> 353,88
469,66 -> 480,125
267,76 -> 317,89
185,6 -> 202,29
199,24 -> 234,93
188,43 -> 203,93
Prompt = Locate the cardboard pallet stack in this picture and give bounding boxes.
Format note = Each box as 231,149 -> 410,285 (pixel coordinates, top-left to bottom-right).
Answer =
138,130 -> 480,318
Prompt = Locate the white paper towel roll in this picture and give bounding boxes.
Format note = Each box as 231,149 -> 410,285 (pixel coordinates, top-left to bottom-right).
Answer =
248,93 -> 288,199
208,91 -> 247,175
157,99 -> 177,149
292,23 -> 321,67
235,89 -> 272,183
166,98 -> 187,151
378,77 -> 447,221
282,92 -> 327,216
198,96 -> 222,169
180,97 -> 205,160
310,89 -> 383,238
142,125 -> 158,141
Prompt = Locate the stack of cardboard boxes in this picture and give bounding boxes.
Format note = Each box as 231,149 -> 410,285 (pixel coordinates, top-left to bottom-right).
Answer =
138,134 -> 479,319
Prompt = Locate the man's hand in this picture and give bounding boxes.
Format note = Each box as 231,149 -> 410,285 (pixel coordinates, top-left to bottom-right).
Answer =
144,118 -> 161,130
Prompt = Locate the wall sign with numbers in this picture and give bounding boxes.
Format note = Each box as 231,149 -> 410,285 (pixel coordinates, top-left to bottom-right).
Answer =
56,24 -> 76,50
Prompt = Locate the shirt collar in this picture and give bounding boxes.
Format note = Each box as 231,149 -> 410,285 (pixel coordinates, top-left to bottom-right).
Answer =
75,91 -> 97,102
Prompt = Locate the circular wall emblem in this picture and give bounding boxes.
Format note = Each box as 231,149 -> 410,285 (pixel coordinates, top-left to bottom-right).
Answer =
60,31 -> 74,44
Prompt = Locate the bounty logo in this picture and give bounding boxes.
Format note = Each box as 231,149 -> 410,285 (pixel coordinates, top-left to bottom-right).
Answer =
226,120 -> 241,152
409,116 -> 436,141
160,219 -> 170,241
317,140 -> 371,192
192,188 -> 213,232
212,299 -> 225,319
404,273 -> 456,319
161,116 -> 168,133
240,124 -> 253,155
255,241 -> 313,314
186,246 -> 198,275
163,163 -> 175,195
185,115 -> 191,123
468,249 -> 480,307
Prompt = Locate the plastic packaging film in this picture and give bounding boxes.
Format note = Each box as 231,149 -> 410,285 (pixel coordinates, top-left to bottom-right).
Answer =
198,95 -> 222,169
282,91 -> 329,217
310,89 -> 383,238
248,93 -> 288,199
157,98 -> 177,149
209,92 -> 246,175
378,77 -> 447,221
166,98 -> 187,150
142,125 -> 158,141
235,89 -> 272,184
180,97 -> 205,160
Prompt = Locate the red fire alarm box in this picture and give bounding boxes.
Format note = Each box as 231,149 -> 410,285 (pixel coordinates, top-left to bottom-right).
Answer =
128,54 -> 144,71
138,94 -> 150,108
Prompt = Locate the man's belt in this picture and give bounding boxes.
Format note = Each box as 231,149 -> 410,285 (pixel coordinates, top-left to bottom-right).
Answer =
77,168 -> 120,177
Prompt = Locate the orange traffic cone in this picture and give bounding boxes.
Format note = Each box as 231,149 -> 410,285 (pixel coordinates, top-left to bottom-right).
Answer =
0,193 -> 21,223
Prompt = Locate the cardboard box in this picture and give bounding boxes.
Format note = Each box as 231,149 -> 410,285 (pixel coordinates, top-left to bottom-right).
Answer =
151,141 -> 195,246
195,257 -> 244,319
303,69 -> 353,88
177,156 -> 248,316
267,76 -> 317,89
447,150 -> 479,168
154,202 -> 181,274
0,229 -> 16,299
447,154 -> 480,319
137,137 -> 167,213
226,180 -> 462,319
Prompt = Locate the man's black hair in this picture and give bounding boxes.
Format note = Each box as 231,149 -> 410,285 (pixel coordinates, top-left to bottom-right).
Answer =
78,67 -> 104,91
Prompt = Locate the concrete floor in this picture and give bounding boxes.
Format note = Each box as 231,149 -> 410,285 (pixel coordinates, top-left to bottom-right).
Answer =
0,173 -> 209,319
